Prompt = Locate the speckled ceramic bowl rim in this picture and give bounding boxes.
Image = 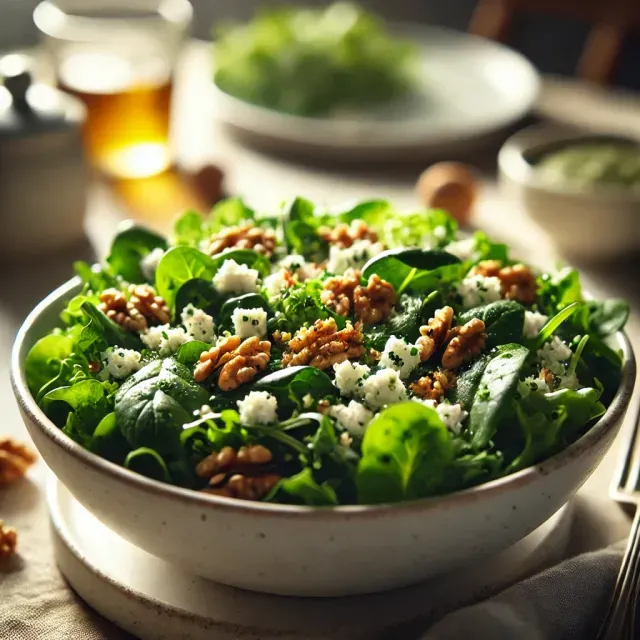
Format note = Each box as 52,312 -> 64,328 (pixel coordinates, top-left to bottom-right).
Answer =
498,123 -> 640,201
11,277 -> 637,520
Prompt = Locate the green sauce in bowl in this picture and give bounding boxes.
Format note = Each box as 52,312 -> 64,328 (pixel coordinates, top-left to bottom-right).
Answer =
536,143 -> 640,191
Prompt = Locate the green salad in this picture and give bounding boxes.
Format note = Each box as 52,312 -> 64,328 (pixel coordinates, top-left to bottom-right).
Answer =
25,197 -> 629,506
212,3 -> 417,117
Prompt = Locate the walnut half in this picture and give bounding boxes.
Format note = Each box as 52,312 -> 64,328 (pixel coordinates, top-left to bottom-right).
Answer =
0,520 -> 17,561
0,437 -> 37,487
442,318 -> 487,370
471,260 -> 537,305
410,370 -> 457,402
417,306 -> 454,362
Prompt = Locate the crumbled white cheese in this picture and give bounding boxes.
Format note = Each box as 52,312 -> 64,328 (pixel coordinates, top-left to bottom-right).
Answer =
436,402 -> 468,435
232,307 -> 267,339
263,269 -> 292,299
380,336 -> 421,379
333,360 -> 370,397
212,259 -> 260,294
362,368 -> 407,410
302,393 -> 314,408
517,375 -> 551,399
328,400 -> 374,436
326,239 -> 384,275
444,237 -> 477,262
278,254 -> 306,273
523,310 -> 549,339
101,347 -> 142,380
181,304 -> 215,343
237,391 -> 278,425
432,225 -> 448,242
141,324 -> 190,356
537,336 -> 573,375
457,274 -> 502,308
557,371 -> 580,390
140,247 -> 165,281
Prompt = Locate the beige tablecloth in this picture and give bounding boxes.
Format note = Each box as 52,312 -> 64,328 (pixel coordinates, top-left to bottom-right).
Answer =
1,44 -> 640,638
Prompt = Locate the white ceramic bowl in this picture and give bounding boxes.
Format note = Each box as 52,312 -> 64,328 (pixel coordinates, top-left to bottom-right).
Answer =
498,124 -> 640,261
11,278 -> 636,596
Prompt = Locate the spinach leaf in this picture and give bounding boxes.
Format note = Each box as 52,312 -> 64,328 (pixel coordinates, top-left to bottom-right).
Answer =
255,366 -> 336,412
174,278 -> 220,319
74,261 -> 119,292
90,412 -> 130,464
173,210 -> 205,247
578,337 -> 622,404
473,231 -> 509,263
176,341 -> 211,367
378,208 -> 457,248
368,294 -> 424,350
450,353 -> 491,410
266,468 -> 338,506
571,300 -> 629,338
442,446 -> 503,492
338,199 -> 391,226
460,300 -> 525,349
79,301 -> 141,355
357,402 -> 454,504
207,197 -> 255,234
124,447 -> 172,483
362,248 -> 461,294
531,302 -> 579,350
35,356 -> 90,405
219,293 -> 270,332
25,333 -> 75,398
536,268 -> 582,314
468,344 -> 530,450
282,196 -> 328,261
106,226 -> 168,283
115,358 -> 208,457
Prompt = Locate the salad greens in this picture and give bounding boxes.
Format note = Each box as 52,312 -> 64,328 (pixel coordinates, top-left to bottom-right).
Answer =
24,196 -> 629,506
212,3 -> 417,117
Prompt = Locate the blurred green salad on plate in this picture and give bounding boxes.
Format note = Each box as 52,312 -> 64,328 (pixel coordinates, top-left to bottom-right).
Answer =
24,197 -> 630,506
212,2 -> 418,116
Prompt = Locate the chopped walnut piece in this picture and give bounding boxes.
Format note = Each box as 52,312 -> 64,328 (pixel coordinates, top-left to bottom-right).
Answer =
410,370 -> 457,402
194,336 -> 271,390
0,521 -> 17,561
196,445 -> 273,482
442,318 -> 487,370
204,223 -> 277,257
321,269 -> 361,317
0,438 -> 37,487
127,284 -> 171,325
318,220 -> 379,248
204,473 -> 282,501
471,260 -> 537,305
417,306 -> 454,362
272,330 -> 292,345
539,368 -> 555,387
282,318 -> 365,370
353,275 -> 396,326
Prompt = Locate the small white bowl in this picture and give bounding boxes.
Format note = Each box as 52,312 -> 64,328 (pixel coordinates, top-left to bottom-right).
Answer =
11,278 -> 637,596
498,125 -> 640,261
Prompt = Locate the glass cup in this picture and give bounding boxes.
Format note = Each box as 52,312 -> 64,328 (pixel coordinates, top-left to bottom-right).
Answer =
34,0 -> 192,180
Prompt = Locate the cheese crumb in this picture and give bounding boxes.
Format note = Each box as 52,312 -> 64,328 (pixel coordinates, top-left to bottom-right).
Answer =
362,368 -> 407,410
231,307 -> 267,339
326,239 -> 384,275
140,247 -> 165,281
141,324 -> 190,356
523,310 -> 549,339
263,269 -> 291,299
380,336 -> 421,379
457,274 -> 502,308
333,360 -> 370,397
537,336 -> 573,375
181,304 -> 215,342
517,375 -> 551,399
328,400 -> 374,436
213,259 -> 260,294
435,402 -> 468,435
237,391 -> 278,425
444,237 -> 477,262
101,347 -> 142,380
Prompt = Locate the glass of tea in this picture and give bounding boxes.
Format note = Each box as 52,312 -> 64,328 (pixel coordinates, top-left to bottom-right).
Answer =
34,0 -> 192,180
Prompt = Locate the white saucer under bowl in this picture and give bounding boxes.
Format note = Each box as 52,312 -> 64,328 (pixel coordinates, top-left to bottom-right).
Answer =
49,476 -> 572,640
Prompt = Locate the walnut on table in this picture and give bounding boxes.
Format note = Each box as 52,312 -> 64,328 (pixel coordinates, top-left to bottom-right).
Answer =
0,437 -> 37,487
98,284 -> 170,332
194,336 -> 271,390
282,318 -> 364,370
471,260 -> 537,305
197,445 -> 281,501
0,521 -> 17,561
410,370 -> 457,402
417,306 -> 454,362
204,223 -> 277,258
318,220 -> 379,248
442,318 -> 488,370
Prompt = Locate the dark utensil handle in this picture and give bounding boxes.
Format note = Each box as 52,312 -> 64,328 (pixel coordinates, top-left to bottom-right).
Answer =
597,508 -> 640,639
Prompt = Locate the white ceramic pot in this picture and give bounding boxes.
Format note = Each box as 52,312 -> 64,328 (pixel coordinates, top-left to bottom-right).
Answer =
498,125 -> 640,262
11,279 -> 637,597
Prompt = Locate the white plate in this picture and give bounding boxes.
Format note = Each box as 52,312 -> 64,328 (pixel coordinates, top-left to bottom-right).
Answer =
211,24 -> 540,159
49,476 -> 572,640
